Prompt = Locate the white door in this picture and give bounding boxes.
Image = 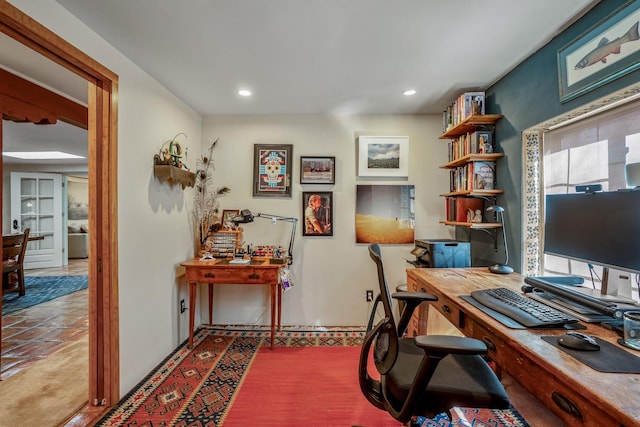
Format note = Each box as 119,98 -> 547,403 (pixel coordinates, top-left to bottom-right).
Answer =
10,172 -> 63,269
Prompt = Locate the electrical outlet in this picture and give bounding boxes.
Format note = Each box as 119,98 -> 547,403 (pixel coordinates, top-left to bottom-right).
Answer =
180,299 -> 186,314
366,290 -> 374,302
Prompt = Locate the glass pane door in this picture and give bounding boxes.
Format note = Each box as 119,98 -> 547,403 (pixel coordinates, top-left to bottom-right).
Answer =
11,172 -> 63,268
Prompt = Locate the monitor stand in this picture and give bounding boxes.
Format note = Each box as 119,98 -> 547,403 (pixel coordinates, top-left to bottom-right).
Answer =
579,267 -> 639,305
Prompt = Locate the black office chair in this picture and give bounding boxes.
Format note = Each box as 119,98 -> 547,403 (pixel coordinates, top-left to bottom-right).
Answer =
359,244 -> 509,424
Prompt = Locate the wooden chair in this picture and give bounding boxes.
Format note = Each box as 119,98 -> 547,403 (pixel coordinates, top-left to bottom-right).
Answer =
2,228 -> 30,297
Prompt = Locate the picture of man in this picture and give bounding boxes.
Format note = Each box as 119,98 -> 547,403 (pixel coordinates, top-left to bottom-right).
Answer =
304,193 -> 332,235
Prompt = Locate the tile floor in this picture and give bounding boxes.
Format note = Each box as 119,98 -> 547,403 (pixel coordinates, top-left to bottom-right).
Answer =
1,259 -> 89,380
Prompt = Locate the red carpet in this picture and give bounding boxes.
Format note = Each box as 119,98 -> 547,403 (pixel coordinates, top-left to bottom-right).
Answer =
223,346 -> 398,426
94,327 -> 529,426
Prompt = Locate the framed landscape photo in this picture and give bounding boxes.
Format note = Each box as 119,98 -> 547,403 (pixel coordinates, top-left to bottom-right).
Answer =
300,156 -> 336,184
253,144 -> 293,197
558,0 -> 640,102
302,191 -> 333,236
357,136 -> 409,177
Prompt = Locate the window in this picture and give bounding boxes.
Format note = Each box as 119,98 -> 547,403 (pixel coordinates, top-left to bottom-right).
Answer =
541,100 -> 640,296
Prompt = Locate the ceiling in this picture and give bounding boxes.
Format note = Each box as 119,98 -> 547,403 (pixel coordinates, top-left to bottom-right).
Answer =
2,0 -> 598,161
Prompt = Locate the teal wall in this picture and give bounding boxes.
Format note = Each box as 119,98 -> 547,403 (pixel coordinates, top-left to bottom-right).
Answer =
480,0 -> 640,272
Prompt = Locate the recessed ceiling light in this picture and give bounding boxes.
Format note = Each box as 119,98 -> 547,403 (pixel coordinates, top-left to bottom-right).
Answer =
403,89 -> 417,96
3,151 -> 85,160
238,89 -> 252,97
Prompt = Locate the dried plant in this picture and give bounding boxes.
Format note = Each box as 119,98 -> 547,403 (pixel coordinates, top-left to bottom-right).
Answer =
193,138 -> 230,244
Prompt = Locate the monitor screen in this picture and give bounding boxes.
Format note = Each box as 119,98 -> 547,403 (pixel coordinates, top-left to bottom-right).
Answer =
544,191 -> 640,274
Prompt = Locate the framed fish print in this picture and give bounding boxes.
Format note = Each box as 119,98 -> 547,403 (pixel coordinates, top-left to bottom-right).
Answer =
253,144 -> 293,198
558,0 -> 640,103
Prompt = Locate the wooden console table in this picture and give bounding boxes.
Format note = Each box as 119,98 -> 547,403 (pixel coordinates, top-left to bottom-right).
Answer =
180,258 -> 285,349
407,267 -> 640,427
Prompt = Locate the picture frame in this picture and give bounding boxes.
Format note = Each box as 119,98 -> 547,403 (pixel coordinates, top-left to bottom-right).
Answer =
221,209 -> 239,229
300,156 -> 336,184
355,185 -> 415,244
302,191 -> 333,236
253,144 -> 293,197
357,136 -> 409,177
558,0 -> 640,103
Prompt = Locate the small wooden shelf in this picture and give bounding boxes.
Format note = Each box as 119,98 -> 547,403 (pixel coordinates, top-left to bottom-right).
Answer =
440,221 -> 503,229
153,164 -> 195,189
441,153 -> 505,169
440,189 -> 504,198
439,114 -> 503,139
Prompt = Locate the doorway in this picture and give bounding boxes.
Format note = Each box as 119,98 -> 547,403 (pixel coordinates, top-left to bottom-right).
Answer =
1,0 -> 120,416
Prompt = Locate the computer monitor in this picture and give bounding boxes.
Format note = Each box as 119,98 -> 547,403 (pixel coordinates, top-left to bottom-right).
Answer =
544,190 -> 640,295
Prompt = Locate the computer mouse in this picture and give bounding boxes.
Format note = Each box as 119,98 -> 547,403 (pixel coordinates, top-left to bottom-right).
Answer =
557,331 -> 600,351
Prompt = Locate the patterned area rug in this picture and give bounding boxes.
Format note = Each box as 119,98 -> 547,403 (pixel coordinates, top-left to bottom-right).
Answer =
95,327 -> 529,426
2,275 -> 88,315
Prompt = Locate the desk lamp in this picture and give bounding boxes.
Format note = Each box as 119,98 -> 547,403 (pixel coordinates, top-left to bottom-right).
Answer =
486,205 -> 513,274
233,209 -> 298,264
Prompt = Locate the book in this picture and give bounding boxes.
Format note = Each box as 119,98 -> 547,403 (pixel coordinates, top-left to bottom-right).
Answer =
455,197 -> 484,223
472,161 -> 495,190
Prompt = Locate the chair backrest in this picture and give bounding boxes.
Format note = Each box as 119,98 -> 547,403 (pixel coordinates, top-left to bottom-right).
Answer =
3,228 -> 30,266
367,243 -> 400,375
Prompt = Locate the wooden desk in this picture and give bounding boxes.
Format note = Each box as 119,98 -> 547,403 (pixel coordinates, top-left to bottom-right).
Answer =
407,268 -> 640,427
180,258 -> 285,349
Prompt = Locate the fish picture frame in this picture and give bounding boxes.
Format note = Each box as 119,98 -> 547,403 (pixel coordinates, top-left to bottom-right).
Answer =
558,0 -> 640,103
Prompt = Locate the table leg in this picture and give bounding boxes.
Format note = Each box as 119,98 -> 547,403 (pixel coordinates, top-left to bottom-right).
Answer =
277,282 -> 282,331
208,283 -> 214,325
188,282 -> 196,348
270,282 -> 276,350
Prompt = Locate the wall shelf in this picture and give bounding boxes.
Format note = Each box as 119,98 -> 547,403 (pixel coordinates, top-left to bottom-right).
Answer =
153,163 -> 195,189
439,114 -> 503,139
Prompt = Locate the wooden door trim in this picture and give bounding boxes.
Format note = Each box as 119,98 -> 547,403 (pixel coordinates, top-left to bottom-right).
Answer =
0,0 -> 120,407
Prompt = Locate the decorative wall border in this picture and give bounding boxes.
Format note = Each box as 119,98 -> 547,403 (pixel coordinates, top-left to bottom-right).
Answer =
522,82 -> 640,276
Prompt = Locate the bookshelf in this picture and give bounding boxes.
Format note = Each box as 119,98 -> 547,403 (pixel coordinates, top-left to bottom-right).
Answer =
438,95 -> 504,229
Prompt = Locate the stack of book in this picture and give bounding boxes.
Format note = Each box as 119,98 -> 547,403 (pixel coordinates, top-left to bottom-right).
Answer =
449,161 -> 495,192
445,197 -> 484,223
442,91 -> 486,132
447,130 -> 494,162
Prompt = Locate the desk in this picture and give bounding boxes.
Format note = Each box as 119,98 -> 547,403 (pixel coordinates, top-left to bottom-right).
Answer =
180,258 -> 285,349
407,267 -> 640,427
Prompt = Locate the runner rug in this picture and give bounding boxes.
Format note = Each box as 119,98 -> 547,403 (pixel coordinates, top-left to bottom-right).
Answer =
95,327 -> 529,426
2,275 -> 88,315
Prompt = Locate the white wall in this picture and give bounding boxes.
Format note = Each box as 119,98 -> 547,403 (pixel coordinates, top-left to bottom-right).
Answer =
8,0 -> 202,395
202,115 -> 453,327
8,0 -> 455,398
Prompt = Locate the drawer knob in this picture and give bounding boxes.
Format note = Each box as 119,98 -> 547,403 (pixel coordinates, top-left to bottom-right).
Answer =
249,273 -> 260,279
204,272 -> 215,278
442,304 -> 451,313
551,391 -> 582,418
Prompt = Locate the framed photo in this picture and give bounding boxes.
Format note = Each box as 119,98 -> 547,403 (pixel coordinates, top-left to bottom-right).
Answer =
357,136 -> 409,177
302,191 -> 333,236
558,0 -> 640,103
355,185 -> 415,244
221,209 -> 239,229
253,144 -> 293,197
300,156 -> 336,184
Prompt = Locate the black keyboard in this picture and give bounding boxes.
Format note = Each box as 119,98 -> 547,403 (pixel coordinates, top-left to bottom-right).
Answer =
470,288 -> 580,328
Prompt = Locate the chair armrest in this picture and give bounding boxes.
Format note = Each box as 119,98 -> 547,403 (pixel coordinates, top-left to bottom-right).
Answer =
414,335 -> 487,356
392,291 -> 438,337
391,291 -> 437,303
